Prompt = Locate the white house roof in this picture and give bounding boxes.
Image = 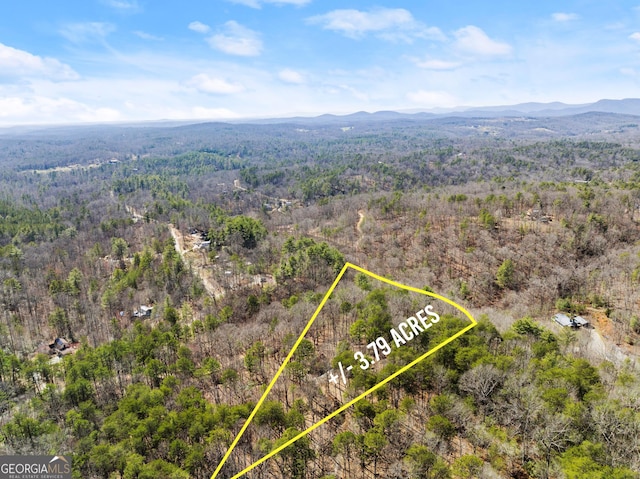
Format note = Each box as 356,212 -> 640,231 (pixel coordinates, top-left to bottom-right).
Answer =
573,316 -> 589,326
553,314 -> 572,327
553,313 -> 589,327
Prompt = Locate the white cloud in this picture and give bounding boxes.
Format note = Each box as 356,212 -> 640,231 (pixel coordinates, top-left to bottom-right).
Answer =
228,0 -> 261,7
551,12 -> 579,22
60,22 -> 115,43
227,0 -> 310,8
413,58 -> 461,70
0,95 -> 120,124
278,68 -> 305,84
308,8 -> 411,36
101,0 -> 141,11
454,26 -> 512,57
0,43 -> 78,81
630,32 -> 640,42
207,21 -> 263,56
186,73 -> 245,94
307,7 -> 443,42
406,90 -> 457,107
133,31 -> 163,41
188,21 -> 211,34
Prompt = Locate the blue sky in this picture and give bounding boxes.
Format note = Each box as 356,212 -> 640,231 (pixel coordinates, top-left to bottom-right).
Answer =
1,0 -> 640,125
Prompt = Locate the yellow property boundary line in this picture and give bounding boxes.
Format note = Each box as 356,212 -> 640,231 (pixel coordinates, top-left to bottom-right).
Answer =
211,262 -> 477,479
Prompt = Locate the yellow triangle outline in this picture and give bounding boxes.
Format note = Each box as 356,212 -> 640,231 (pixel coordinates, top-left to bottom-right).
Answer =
210,262 -> 477,479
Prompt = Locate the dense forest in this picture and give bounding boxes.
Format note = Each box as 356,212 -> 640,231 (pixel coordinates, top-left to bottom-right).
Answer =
1,113 -> 640,478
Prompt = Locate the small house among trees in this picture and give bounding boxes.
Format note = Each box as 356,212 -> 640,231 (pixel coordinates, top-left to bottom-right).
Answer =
553,313 -> 590,328
37,337 -> 78,357
133,305 -> 153,318
195,240 -> 211,250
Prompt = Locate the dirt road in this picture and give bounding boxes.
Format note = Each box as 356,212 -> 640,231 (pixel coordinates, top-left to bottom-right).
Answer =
168,224 -> 225,299
356,210 -> 365,234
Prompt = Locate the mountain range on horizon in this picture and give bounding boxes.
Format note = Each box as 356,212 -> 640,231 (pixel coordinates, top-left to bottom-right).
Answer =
269,98 -> 640,124
3,98 -> 640,133
411,97 -> 640,116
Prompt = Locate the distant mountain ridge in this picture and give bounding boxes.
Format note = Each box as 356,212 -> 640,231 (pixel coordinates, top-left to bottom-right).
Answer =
458,98 -> 640,117
247,98 -> 640,125
2,99 -> 640,133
